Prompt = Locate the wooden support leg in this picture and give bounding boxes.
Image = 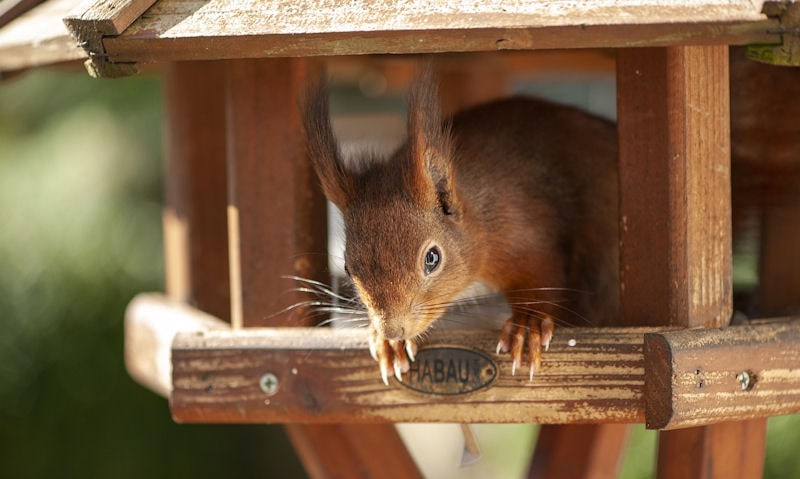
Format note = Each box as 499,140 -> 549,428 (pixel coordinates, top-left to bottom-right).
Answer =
617,46 -> 766,479
224,57 -> 421,479
528,424 -> 629,479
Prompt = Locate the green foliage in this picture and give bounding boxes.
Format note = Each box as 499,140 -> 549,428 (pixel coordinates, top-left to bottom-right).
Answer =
0,70 -> 304,479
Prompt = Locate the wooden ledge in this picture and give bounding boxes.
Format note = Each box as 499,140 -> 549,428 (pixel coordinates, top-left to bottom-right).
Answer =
125,293 -> 800,428
645,319 -> 800,429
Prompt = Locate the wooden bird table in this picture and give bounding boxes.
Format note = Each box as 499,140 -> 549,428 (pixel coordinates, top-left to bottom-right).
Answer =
3,0 -> 799,477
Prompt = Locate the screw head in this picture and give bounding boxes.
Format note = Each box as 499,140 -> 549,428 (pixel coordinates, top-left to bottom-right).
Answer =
736,371 -> 751,391
259,373 -> 279,396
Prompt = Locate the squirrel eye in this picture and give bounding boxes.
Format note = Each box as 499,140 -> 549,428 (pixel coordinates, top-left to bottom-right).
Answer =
423,246 -> 441,276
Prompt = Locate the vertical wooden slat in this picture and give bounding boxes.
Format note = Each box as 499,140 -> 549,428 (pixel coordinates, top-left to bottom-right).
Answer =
224,57 -> 421,479
528,424 -> 629,479
163,60 -> 231,321
617,45 -> 732,330
618,45 -> 765,479
224,58 -> 328,328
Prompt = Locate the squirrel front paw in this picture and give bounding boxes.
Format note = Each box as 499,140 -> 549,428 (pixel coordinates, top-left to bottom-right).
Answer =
369,328 -> 418,386
496,315 -> 554,380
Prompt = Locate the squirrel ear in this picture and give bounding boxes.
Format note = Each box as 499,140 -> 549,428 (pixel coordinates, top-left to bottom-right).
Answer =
303,79 -> 352,210
406,65 -> 459,217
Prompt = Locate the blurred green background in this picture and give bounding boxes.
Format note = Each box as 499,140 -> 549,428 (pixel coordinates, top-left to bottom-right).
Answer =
0,68 -> 797,479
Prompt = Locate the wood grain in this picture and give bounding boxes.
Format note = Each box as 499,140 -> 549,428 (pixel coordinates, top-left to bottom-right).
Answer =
616,46 -> 732,329
102,0 -> 779,62
645,319 -> 800,430
170,325 -> 654,424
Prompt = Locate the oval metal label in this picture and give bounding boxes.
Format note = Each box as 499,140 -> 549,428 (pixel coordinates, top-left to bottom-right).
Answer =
398,346 -> 497,395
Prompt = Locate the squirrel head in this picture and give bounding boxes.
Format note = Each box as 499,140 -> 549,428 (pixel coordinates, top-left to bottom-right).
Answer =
303,69 -> 476,341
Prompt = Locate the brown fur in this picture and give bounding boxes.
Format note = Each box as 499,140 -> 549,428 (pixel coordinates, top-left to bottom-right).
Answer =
303,70 -> 619,345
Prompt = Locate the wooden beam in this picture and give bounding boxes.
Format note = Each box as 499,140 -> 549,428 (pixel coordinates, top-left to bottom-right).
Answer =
528,424 -> 629,479
163,60 -> 231,322
224,58 -> 328,329
103,0 -> 779,63
644,319 -> 800,430
616,45 -> 732,329
656,420 -> 767,479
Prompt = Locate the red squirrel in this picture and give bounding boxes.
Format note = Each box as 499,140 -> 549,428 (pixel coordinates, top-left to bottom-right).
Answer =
303,68 -> 619,384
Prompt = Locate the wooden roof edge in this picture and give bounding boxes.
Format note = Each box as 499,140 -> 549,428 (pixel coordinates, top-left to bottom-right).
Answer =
62,0 -> 158,78
2,0 -> 796,78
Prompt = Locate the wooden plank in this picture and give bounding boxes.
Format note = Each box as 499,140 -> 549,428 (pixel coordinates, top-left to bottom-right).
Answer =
0,0 -> 87,73
102,0 -> 779,62
224,58 -> 328,329
163,60 -> 231,322
169,323 -> 655,424
528,424 -> 629,479
616,46 -> 732,329
644,319 -> 800,430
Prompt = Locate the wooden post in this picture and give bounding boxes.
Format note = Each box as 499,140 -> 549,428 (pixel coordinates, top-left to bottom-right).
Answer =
163,60 -> 230,321
529,424 -> 629,479
224,57 -> 421,479
617,46 -> 767,479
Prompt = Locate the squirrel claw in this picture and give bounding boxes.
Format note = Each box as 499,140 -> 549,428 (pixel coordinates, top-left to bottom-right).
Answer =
370,329 -> 415,385
499,315 -> 553,381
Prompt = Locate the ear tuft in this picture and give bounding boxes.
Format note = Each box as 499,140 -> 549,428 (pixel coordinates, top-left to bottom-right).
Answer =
406,64 -> 459,217
302,78 -> 352,209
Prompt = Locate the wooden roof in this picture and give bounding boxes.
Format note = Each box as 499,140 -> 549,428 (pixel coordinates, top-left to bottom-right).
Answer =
0,0 -> 793,77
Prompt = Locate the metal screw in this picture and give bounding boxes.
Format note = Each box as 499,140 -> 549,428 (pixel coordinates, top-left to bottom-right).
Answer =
736,371 -> 751,391
259,373 -> 279,396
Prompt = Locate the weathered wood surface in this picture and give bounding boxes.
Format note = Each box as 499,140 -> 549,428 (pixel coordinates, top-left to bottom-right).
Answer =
62,0 -> 156,76
0,0 -> 86,73
616,46 -> 732,329
645,319 -> 800,430
103,0 -> 780,63
170,324 -> 653,424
